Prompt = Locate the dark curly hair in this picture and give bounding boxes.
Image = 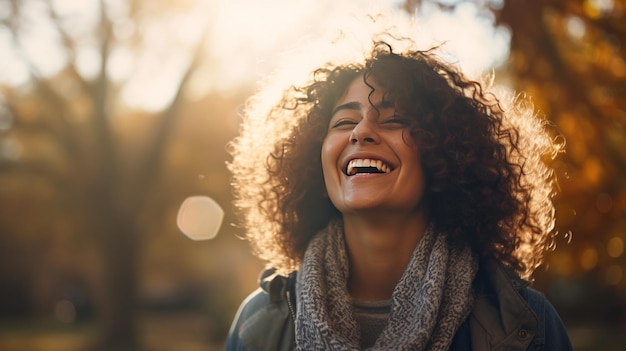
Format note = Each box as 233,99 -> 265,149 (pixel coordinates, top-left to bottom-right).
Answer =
229,42 -> 561,279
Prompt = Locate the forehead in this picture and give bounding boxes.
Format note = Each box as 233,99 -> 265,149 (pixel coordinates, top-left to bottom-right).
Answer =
333,76 -> 386,109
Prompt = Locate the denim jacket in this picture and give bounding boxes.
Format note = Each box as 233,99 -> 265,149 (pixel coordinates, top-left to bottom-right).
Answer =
225,259 -> 572,351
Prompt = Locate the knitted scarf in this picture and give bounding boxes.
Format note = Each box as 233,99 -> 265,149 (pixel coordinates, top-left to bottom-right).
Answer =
295,220 -> 478,350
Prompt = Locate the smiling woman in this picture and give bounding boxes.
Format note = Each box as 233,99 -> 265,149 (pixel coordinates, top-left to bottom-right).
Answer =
321,77 -> 425,220
225,35 -> 573,349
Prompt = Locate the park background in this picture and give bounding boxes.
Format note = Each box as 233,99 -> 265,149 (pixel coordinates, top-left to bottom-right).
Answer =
0,0 -> 625,350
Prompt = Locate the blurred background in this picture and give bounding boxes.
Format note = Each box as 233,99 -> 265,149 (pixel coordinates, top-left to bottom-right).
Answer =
0,0 -> 624,350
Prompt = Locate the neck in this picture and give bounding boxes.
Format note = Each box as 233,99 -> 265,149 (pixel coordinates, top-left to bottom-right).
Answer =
342,209 -> 427,301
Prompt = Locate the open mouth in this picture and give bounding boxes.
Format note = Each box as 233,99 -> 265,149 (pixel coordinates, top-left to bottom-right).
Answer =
345,158 -> 392,176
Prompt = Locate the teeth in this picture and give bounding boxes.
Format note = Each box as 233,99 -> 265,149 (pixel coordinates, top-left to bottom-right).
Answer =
375,160 -> 382,170
346,158 -> 391,175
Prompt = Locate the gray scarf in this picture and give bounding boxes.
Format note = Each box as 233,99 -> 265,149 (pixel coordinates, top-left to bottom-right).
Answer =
295,220 -> 478,350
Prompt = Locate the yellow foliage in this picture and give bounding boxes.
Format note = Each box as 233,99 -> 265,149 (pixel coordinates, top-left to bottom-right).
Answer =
582,156 -> 604,185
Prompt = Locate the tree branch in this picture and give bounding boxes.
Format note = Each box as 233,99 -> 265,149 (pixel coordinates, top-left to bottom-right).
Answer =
88,0 -> 117,185
45,0 -> 93,97
130,29 -> 211,216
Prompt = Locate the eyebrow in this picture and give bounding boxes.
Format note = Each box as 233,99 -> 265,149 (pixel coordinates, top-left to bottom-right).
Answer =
331,101 -> 361,117
330,100 -> 395,117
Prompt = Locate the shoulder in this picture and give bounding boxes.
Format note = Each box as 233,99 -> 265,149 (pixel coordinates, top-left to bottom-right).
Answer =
224,269 -> 296,351
224,288 -> 268,351
233,288 -> 271,330
517,287 -> 573,350
470,259 -> 572,350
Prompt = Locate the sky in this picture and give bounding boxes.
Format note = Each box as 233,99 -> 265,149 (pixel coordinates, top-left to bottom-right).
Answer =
0,0 -> 510,112
206,0 -> 509,90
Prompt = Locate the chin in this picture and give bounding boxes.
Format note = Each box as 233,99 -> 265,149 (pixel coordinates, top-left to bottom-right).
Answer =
335,200 -> 387,213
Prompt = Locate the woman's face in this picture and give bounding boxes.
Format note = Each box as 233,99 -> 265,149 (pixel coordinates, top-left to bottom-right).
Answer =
321,76 -> 425,215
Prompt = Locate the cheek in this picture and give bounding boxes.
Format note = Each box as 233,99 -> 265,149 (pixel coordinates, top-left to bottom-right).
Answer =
320,136 -> 346,200
320,140 -> 334,186
410,155 -> 426,201
398,141 -> 424,190
320,140 -> 330,171
321,136 -> 340,171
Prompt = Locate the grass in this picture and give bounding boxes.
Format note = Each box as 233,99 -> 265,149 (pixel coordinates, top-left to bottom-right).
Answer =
0,313 -> 223,351
1,315 -> 625,350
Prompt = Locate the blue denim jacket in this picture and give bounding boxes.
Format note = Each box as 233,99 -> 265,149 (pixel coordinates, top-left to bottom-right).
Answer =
225,259 -> 573,351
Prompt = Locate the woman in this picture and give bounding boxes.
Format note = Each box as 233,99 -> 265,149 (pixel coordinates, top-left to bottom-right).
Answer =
225,42 -> 573,350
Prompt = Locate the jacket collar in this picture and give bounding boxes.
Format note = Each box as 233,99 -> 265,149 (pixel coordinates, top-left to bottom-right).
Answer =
469,258 -> 538,350
256,259 -> 539,351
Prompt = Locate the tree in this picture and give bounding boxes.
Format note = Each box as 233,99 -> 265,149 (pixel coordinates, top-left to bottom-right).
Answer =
405,0 -> 626,324
0,0 -> 218,349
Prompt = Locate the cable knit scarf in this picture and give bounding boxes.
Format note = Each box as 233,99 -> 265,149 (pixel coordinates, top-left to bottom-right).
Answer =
295,220 -> 478,350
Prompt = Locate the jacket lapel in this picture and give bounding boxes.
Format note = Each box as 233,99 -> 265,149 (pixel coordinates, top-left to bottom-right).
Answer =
469,259 -> 538,350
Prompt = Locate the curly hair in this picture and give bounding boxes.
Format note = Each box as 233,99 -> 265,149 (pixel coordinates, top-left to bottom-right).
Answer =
228,41 -> 562,279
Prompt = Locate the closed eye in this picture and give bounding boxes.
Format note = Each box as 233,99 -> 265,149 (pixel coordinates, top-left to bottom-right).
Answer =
382,115 -> 410,127
331,119 -> 358,128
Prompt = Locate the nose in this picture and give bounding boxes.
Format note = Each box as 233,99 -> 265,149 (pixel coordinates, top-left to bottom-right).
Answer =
350,119 -> 380,144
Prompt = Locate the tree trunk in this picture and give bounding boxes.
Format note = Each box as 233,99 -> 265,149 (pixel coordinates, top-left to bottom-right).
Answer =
93,204 -> 140,351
